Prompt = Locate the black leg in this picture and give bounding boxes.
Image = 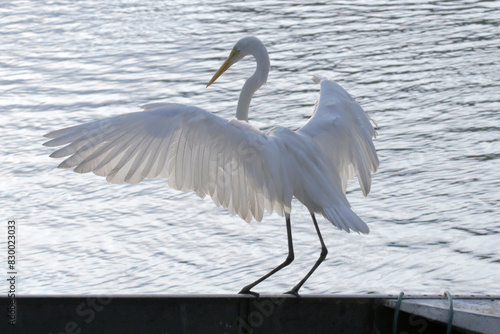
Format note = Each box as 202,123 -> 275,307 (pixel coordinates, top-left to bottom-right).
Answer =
285,212 -> 328,297
239,213 -> 294,297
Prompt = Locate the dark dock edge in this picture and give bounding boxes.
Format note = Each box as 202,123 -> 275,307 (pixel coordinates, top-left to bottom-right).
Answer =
1,294 -> 499,333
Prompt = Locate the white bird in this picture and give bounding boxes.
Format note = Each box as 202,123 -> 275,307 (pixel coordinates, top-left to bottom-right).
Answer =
44,36 -> 378,296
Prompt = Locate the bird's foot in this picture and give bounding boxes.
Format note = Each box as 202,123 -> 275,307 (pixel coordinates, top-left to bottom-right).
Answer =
284,289 -> 301,298
239,287 -> 259,297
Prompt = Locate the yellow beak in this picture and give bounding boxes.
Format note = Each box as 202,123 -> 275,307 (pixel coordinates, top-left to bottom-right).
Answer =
206,48 -> 238,87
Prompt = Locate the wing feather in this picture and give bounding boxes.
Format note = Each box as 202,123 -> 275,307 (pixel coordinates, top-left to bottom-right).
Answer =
174,126 -> 187,191
191,131 -> 204,197
142,135 -> 166,179
44,104 -> 282,222
299,76 -> 379,196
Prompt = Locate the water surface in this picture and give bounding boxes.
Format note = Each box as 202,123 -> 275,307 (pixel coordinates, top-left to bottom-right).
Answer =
1,0 -> 499,295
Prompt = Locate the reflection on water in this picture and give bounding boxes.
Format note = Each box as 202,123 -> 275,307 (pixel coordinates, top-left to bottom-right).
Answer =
1,0 -> 499,295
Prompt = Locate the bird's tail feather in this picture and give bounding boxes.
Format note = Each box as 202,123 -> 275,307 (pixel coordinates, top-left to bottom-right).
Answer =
322,207 -> 369,234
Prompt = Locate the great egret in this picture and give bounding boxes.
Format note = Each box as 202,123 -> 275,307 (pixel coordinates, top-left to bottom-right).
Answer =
44,36 -> 378,296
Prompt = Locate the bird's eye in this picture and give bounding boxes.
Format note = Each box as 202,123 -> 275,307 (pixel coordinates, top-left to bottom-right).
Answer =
231,47 -> 240,58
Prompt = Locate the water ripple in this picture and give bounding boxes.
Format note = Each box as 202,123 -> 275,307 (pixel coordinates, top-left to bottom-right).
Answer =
1,0 -> 499,295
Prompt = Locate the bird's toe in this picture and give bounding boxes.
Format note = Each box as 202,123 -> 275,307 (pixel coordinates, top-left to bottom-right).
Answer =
239,287 -> 259,297
284,290 -> 301,298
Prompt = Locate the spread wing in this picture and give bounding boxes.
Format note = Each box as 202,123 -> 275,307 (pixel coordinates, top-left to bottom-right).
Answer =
299,76 -> 379,196
43,103 -> 285,223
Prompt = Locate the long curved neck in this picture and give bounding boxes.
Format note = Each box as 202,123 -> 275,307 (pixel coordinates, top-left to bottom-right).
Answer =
236,44 -> 270,121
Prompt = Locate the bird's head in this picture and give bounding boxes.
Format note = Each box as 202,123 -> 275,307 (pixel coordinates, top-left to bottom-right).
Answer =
206,37 -> 266,87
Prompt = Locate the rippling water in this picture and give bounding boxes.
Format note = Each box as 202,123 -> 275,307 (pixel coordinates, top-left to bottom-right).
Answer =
1,0 -> 499,295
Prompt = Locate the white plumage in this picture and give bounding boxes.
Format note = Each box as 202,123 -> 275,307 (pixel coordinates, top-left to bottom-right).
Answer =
44,37 -> 378,295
